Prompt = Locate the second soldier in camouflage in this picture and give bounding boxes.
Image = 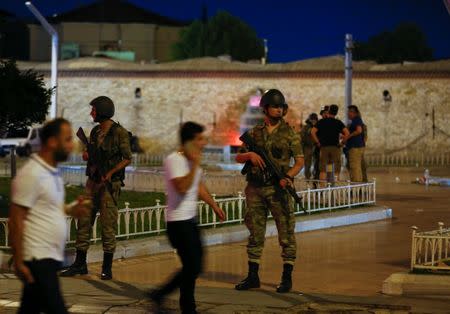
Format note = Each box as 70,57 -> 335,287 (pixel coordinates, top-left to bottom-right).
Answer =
61,96 -> 132,280
235,89 -> 304,293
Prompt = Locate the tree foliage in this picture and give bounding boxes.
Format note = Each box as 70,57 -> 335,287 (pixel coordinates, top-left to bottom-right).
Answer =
171,11 -> 264,62
354,23 -> 433,63
0,60 -> 52,134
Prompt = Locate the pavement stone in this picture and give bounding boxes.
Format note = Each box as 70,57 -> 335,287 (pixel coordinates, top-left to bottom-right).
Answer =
383,272 -> 450,296
0,276 -> 449,313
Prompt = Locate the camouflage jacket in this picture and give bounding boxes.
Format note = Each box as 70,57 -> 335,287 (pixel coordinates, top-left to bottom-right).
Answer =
240,119 -> 303,185
86,122 -> 132,183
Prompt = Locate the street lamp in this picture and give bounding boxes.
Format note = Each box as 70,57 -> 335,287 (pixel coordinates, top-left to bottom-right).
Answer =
262,38 -> 268,65
344,34 -> 353,126
444,0 -> 450,16
25,1 -> 59,119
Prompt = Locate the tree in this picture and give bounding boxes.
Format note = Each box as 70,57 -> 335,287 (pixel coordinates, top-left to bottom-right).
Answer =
171,11 -> 264,62
0,60 -> 52,135
354,23 -> 433,63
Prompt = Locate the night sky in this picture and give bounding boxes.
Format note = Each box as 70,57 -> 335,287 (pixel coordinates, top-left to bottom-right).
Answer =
2,0 -> 450,62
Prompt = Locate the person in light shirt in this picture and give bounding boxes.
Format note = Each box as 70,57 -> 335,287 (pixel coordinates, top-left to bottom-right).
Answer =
9,118 -> 90,314
148,121 -> 225,314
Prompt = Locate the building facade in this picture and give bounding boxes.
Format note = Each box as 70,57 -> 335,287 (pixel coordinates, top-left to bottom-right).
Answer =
26,0 -> 188,62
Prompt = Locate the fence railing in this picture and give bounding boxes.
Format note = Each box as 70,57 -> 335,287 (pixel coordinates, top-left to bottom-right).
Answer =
65,153 -> 166,166
60,166 -> 368,197
67,151 -> 450,168
0,181 -> 376,249
365,152 -> 450,167
3,151 -> 450,179
411,223 -> 450,272
65,152 -> 231,167
61,166 -> 246,196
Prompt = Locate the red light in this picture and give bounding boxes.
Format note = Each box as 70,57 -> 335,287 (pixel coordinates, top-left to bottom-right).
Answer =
249,95 -> 261,107
227,130 -> 242,146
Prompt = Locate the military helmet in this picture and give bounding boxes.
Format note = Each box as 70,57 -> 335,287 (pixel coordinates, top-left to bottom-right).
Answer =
90,96 -> 115,119
259,89 -> 288,109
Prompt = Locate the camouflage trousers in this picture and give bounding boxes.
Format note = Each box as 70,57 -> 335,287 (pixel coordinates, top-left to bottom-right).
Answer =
244,184 -> 297,265
75,179 -> 121,253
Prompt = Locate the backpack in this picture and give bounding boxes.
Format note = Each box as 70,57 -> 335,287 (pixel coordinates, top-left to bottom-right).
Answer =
114,122 -> 143,153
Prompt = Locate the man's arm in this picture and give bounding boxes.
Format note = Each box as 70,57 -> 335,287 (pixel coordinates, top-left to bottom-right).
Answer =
9,203 -> 34,283
236,152 -> 252,164
103,159 -> 131,182
103,127 -> 132,182
198,182 -> 225,221
280,129 -> 305,187
311,127 -> 320,147
280,156 -> 304,188
345,125 -> 362,141
286,156 -> 304,179
171,161 -> 199,195
236,150 -> 266,169
341,127 -> 350,143
236,131 -> 265,168
64,197 -> 91,218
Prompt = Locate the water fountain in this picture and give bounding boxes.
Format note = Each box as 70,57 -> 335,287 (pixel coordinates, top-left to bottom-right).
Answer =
239,88 -> 265,135
216,88 -> 265,171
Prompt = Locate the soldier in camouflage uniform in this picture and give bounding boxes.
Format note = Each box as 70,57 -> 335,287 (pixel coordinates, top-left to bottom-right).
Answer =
235,89 -> 304,293
61,96 -> 132,280
300,113 -> 318,180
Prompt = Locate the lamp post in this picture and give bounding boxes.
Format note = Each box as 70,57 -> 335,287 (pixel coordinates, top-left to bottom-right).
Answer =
344,34 -> 353,126
262,38 -> 268,65
444,0 -> 450,15
26,2 -> 59,118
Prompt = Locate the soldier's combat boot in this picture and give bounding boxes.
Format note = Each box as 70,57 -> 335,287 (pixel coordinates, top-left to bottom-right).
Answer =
235,262 -> 260,290
60,250 -> 88,277
101,252 -> 113,280
276,263 -> 293,293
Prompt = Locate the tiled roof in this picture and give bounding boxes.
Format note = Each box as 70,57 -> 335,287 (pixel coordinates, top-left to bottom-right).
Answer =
47,0 -> 189,26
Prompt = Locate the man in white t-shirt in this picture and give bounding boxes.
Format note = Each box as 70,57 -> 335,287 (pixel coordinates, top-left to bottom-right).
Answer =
9,118 -> 90,314
148,122 -> 225,314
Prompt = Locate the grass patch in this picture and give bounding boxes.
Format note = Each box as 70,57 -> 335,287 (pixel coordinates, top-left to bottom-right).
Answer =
65,185 -> 166,209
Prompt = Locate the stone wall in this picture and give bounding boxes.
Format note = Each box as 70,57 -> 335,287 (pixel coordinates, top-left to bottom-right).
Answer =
52,73 -> 450,154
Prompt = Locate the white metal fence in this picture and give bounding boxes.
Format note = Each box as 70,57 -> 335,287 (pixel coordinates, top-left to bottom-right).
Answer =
411,223 -> 450,272
0,181 -> 376,249
60,166 -> 367,196
3,151 -> 450,178
365,152 -> 450,167
61,166 -> 246,195
66,151 -> 450,168
66,152 -> 229,167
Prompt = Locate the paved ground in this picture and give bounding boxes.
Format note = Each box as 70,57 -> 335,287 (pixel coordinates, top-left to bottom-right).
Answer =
1,274 -> 450,313
1,167 -> 450,313
90,168 -> 450,296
